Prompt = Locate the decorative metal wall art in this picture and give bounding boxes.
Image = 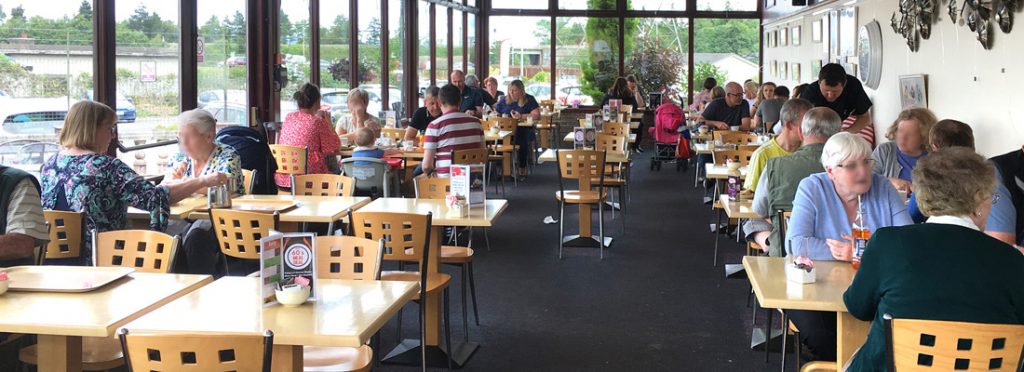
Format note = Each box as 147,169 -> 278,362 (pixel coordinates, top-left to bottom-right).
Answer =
947,0 -> 1018,49
891,0 -> 936,51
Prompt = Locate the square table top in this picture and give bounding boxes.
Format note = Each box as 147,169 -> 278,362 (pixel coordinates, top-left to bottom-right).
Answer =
705,163 -> 749,180
743,256 -> 855,313
354,197 -> 508,227
537,148 -> 630,164
128,196 -> 208,220
189,195 -> 371,223
0,271 -> 211,338
563,132 -> 637,144
719,194 -> 763,219
125,276 -> 417,347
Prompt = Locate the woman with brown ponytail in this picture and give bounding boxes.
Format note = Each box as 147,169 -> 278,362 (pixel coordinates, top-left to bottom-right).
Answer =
275,83 -> 340,189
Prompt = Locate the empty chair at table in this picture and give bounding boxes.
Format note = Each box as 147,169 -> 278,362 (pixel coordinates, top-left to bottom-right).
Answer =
209,209 -> 280,276
843,148 -> 1024,371
119,329 -> 274,372
276,83 -> 341,191
40,101 -> 227,265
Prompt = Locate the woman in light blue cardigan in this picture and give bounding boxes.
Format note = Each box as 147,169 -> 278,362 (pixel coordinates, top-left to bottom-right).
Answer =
782,132 -> 913,362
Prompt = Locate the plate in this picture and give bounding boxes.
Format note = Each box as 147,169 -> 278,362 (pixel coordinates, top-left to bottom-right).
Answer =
4,266 -> 134,293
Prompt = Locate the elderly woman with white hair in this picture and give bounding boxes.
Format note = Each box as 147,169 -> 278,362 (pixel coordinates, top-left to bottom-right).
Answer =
165,109 -> 244,194
783,131 -> 912,362
335,87 -> 381,141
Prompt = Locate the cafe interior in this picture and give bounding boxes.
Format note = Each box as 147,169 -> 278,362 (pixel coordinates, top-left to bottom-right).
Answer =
1,0 -> 1024,371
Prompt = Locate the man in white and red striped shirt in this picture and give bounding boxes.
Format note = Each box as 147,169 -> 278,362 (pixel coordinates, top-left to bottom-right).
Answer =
422,84 -> 485,177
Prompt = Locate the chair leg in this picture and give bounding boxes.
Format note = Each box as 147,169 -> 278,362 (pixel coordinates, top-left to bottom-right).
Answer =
468,261 -> 479,326
444,287 -> 454,370
419,297 -> 426,372
794,329 -> 803,371
483,227 -> 491,251
598,200 -> 605,260
781,311 -> 788,372
558,201 -> 565,260
713,209 -> 722,266
397,305 -> 404,341
619,185 -> 627,232
765,307 -> 773,363
460,264 -> 469,343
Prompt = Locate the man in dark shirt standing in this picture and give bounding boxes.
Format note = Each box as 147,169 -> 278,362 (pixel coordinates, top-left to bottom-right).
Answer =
450,69 -> 485,117
700,81 -> 751,131
405,86 -> 442,145
800,63 -> 873,134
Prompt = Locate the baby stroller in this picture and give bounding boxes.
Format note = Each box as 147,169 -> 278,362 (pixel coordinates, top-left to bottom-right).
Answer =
649,102 -> 690,171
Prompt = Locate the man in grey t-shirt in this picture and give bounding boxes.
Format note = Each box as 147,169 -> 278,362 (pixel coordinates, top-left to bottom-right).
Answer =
755,85 -> 790,134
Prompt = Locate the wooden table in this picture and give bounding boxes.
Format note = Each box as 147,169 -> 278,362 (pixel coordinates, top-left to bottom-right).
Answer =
575,119 -> 640,129
563,132 -> 637,144
705,163 -> 749,180
354,197 -> 508,367
127,196 -> 207,220
130,195 -> 370,233
536,148 -> 630,164
715,194 -> 763,272
743,256 -> 871,368
125,276 -> 417,372
0,271 -> 211,372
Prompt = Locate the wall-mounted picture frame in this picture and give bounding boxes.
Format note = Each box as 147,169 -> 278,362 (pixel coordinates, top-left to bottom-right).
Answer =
780,27 -> 789,46
829,11 -> 840,58
811,59 -> 823,80
771,60 -> 778,76
821,15 -> 830,55
792,26 -> 802,46
899,74 -> 928,109
782,62 -> 789,80
840,7 -> 858,57
792,63 -> 801,82
812,20 -> 822,43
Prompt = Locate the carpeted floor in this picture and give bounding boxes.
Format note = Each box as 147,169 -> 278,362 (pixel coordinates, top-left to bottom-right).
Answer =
375,150 -> 786,371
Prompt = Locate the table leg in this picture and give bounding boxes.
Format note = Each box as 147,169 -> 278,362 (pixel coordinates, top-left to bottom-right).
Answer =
37,335 -> 83,372
271,344 -> 303,372
502,152 -> 512,177
836,312 -> 871,368
579,203 -> 592,237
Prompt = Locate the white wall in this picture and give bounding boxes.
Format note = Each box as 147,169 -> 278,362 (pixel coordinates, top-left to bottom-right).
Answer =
763,0 -> 1024,157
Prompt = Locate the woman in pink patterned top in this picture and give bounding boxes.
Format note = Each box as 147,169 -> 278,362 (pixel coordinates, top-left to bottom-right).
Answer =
275,83 -> 340,188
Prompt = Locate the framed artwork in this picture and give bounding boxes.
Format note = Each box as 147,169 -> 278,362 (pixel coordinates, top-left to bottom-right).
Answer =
812,20 -> 822,43
782,62 -> 789,80
771,60 -> 778,76
899,74 -> 928,109
811,59 -> 823,80
792,26 -> 802,46
792,63 -> 801,82
780,27 -> 789,46
840,7 -> 858,57
829,10 -> 840,58
821,15 -> 831,55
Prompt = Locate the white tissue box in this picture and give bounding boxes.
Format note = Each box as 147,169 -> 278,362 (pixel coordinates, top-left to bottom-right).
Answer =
447,201 -> 469,218
785,263 -> 816,284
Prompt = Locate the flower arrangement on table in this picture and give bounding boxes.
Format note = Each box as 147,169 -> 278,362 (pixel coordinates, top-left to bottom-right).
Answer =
571,99 -> 581,108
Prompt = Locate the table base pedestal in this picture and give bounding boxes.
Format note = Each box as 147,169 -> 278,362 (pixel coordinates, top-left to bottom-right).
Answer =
724,264 -> 746,278
382,338 -> 479,368
561,235 -> 612,248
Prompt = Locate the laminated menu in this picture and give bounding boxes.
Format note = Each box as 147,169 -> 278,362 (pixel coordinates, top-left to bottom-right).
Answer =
450,164 -> 486,205
574,127 -> 597,149
259,232 -> 317,305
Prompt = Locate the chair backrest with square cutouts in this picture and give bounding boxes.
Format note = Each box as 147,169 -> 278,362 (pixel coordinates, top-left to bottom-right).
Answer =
595,134 -> 627,156
380,128 -> 405,142
209,209 -> 280,260
884,314 -> 1024,371
414,176 -> 451,199
269,144 -> 308,176
713,150 -> 754,166
452,148 -> 488,165
556,149 -> 606,193
43,210 -> 84,260
119,329 -> 273,372
720,132 -> 759,145
314,236 -> 384,280
93,230 -> 179,273
486,117 -> 517,132
292,174 -> 355,197
602,122 -> 630,137
350,211 -> 432,269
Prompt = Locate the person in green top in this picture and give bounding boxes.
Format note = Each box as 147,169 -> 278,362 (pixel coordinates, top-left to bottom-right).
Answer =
743,99 -> 810,192
744,106 -> 842,256
843,147 -> 1024,371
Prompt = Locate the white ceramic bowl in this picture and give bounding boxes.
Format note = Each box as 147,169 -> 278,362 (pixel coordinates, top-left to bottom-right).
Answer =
275,286 -> 310,307
0,281 -> 8,296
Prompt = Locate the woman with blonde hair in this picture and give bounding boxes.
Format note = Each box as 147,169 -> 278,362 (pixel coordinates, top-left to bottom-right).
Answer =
743,80 -> 760,111
871,107 -> 937,192
751,81 -> 776,118
40,101 -> 226,265
335,87 -> 382,141
495,79 -> 541,180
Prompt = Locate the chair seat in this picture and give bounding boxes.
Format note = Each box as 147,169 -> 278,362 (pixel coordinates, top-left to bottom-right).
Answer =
555,190 -> 606,203
590,178 -> 626,187
20,336 -> 124,370
440,245 -> 474,264
490,145 -> 516,152
381,270 -> 452,300
302,344 -> 372,372
800,361 -> 837,372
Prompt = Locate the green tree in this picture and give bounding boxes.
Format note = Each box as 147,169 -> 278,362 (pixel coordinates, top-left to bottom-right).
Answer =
364,18 -> 381,45
0,5 -> 6,22
580,0 -> 636,103
200,16 -> 223,42
10,6 -> 25,22
693,18 -> 759,63
223,12 -> 245,54
321,15 -> 350,44
533,18 -> 585,46
688,62 -> 728,94
77,0 -> 92,19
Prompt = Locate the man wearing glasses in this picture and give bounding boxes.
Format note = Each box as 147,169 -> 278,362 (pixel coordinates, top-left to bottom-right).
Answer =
699,81 -> 751,131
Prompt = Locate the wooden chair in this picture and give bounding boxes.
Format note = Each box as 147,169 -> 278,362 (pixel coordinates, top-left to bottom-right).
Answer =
620,104 -> 634,116
349,211 -> 452,370
209,209 -> 280,275
380,128 -> 406,142
602,122 -> 631,137
555,149 -> 608,259
453,146 -> 502,198
713,149 -> 754,166
118,329 -> 274,372
269,144 -> 308,194
292,174 -> 355,197
800,361 -> 837,372
303,236 -> 385,372
42,210 -> 84,261
719,132 -> 760,146
595,133 -> 629,230
414,176 -> 482,335
242,169 -> 256,194
485,118 -> 520,184
20,229 -> 181,370
883,313 -> 1024,371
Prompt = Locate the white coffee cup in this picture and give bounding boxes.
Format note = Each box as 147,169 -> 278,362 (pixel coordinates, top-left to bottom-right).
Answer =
340,136 -> 351,146
730,125 -> 740,132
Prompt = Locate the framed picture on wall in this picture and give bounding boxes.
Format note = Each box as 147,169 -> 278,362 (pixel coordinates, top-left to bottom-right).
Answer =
811,59 -> 823,80
781,27 -> 789,46
771,60 -> 778,76
840,7 -> 858,57
899,74 -> 928,109
821,16 -> 830,55
792,63 -> 801,82
829,11 -> 840,58
792,26 -> 802,46
782,62 -> 789,80
812,20 -> 822,43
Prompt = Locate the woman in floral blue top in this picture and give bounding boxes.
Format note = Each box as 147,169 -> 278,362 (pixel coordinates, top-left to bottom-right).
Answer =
165,109 -> 244,194
40,101 -> 227,265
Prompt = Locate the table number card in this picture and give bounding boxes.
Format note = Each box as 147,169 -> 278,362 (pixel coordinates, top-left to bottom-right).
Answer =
260,232 -> 317,306
449,164 -> 486,205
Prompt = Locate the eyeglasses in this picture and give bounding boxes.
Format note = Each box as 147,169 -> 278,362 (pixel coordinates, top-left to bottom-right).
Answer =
834,159 -> 874,171
726,93 -> 743,98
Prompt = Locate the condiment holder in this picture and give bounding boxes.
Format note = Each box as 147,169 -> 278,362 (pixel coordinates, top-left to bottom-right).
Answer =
445,194 -> 469,218
275,284 -> 311,307
698,125 -> 709,134
785,256 -> 816,284
726,159 -> 741,172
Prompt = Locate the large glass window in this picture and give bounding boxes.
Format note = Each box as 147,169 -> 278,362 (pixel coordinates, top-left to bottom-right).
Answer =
198,0 -> 248,126
697,0 -> 758,12
631,0 -> 686,10
553,17 -> 591,105
467,13 -> 476,76
491,16 -> 551,100
417,2 -> 430,105
452,10 -> 463,73
319,0 -> 351,108
435,6 -> 448,86
558,0 -> 593,10
0,0 -> 93,171
625,18 -> 688,104
280,0 -> 311,118
388,0 -> 405,113
550,17 -> 617,105
358,0 -> 383,116
693,18 -> 759,95
492,0 -> 546,10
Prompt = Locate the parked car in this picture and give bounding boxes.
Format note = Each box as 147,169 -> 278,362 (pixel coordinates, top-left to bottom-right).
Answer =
198,89 -> 247,109
225,56 -> 247,67
558,86 -> 594,106
82,91 -> 136,123
0,98 -> 69,135
204,102 -> 248,127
